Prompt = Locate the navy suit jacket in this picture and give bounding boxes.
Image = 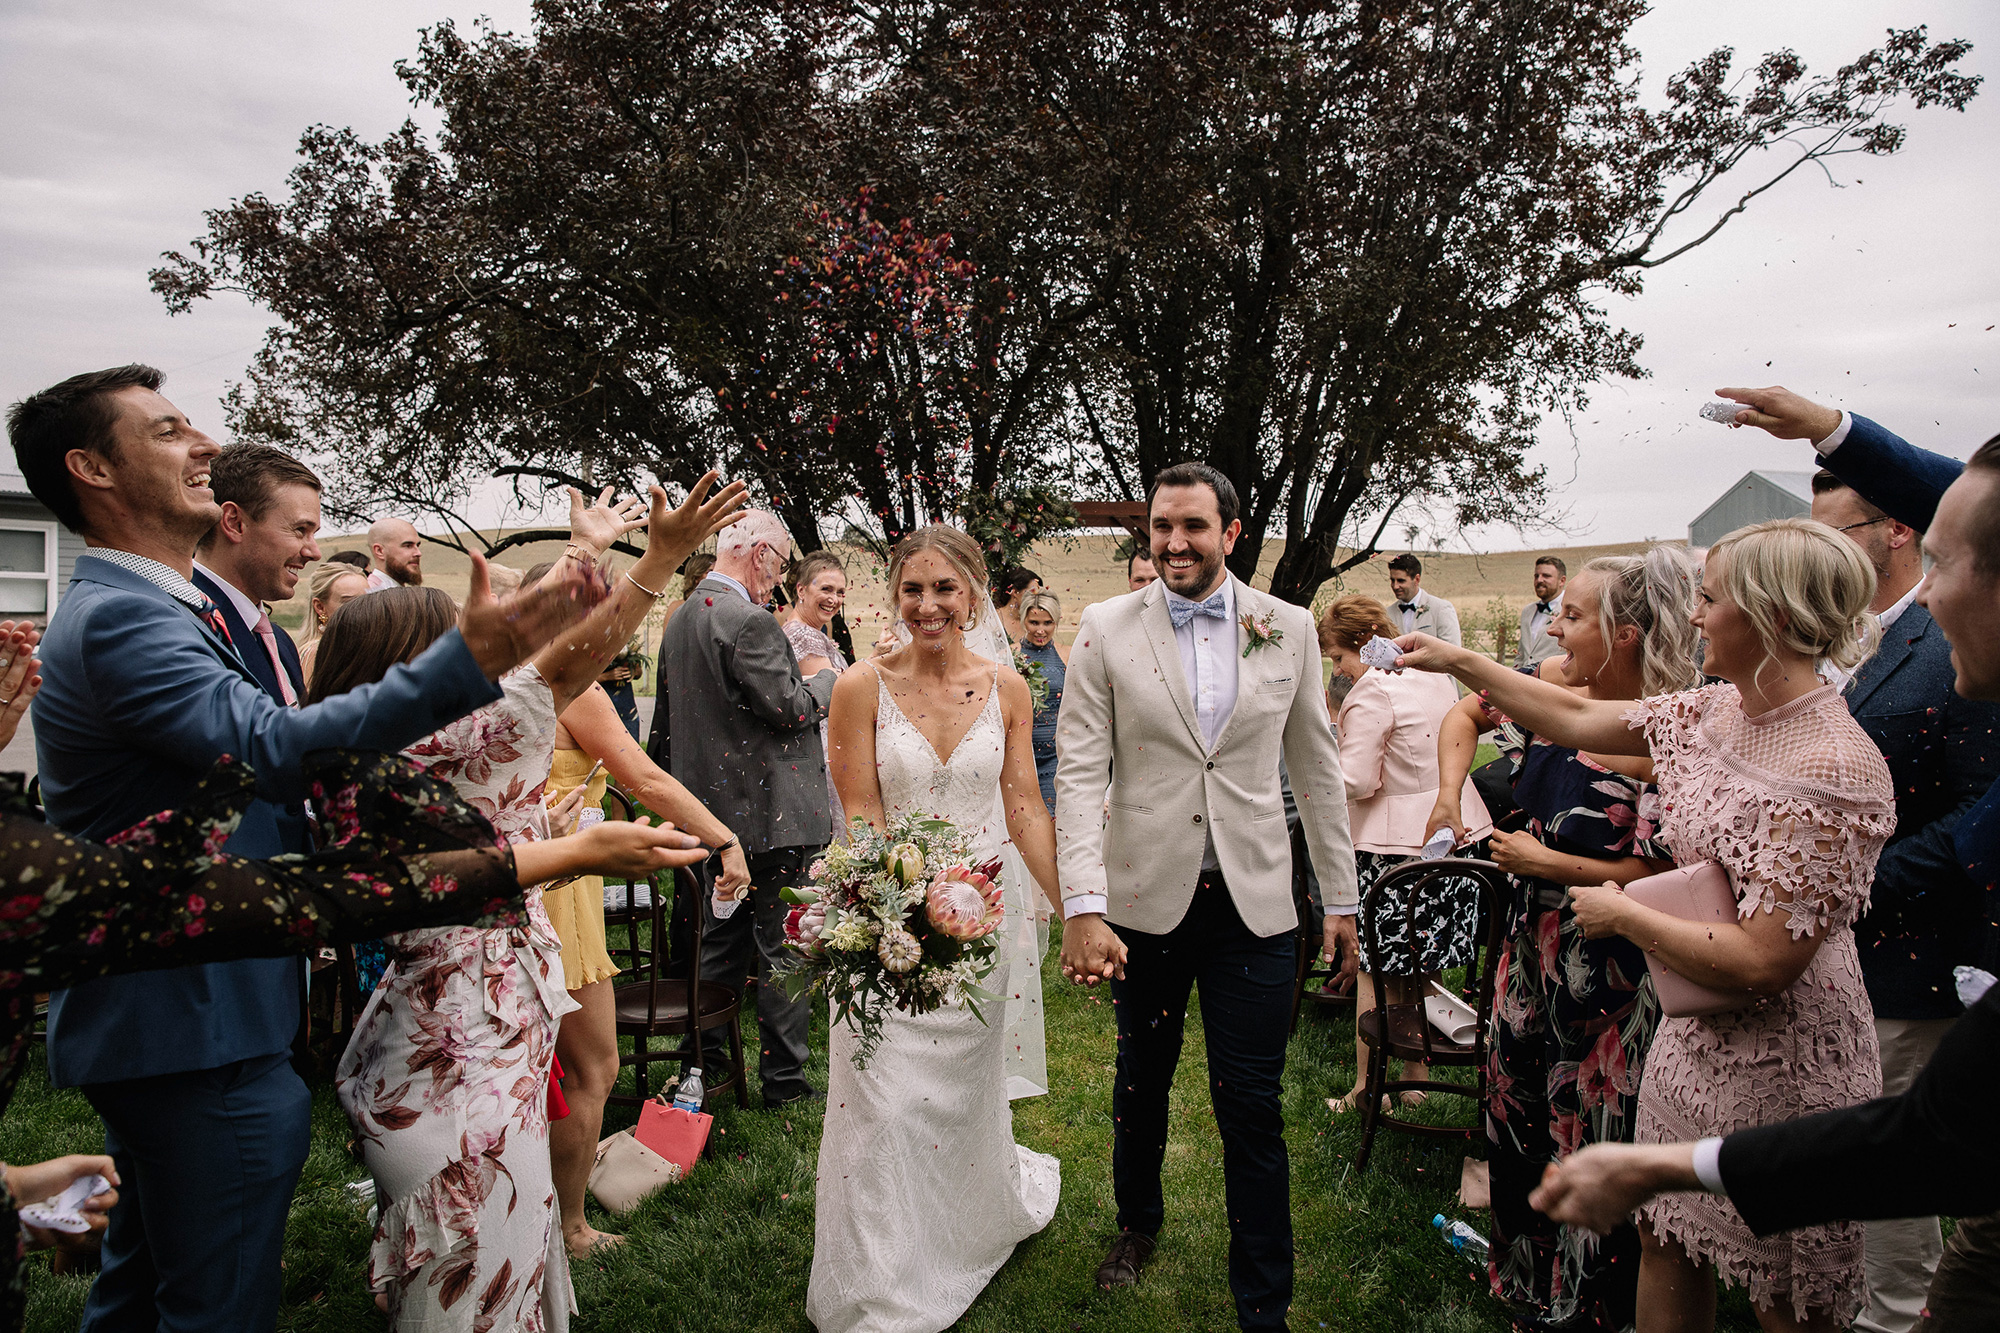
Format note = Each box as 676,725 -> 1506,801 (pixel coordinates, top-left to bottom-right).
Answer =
1816,413 -> 2000,975
191,568 -> 310,852
1844,604 -> 2000,1017
34,555 -> 504,1087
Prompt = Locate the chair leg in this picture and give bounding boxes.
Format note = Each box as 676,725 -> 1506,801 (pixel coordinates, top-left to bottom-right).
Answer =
632,1030 -> 650,1102
1355,1031 -> 1387,1174
729,1011 -> 749,1109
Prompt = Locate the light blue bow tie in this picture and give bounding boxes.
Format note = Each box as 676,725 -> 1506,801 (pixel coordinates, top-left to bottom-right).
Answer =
1168,592 -> 1228,630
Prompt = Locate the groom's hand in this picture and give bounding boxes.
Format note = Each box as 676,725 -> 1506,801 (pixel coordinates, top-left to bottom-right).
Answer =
1321,913 -> 1359,988
1060,913 -> 1127,986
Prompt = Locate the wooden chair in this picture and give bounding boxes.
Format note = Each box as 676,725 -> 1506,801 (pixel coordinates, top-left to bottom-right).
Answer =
599,786 -> 661,976
1352,856 -> 1509,1173
609,858 -> 749,1110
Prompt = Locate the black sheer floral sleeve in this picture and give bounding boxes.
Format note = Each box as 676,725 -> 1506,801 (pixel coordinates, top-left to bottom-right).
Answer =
0,751 -> 524,1111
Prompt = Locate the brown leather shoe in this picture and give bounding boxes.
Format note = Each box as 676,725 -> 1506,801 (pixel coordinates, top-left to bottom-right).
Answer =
1095,1231 -> 1157,1289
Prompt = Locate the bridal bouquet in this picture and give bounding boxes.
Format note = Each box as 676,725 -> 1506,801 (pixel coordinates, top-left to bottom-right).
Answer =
779,814 -> 1006,1069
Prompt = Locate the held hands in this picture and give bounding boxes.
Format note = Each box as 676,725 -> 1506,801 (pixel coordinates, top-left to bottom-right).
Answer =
1712,386 -> 1844,446
566,485 -> 648,559
0,621 -> 44,753
1059,913 -> 1128,986
1565,881 -> 1631,940
459,550 -> 612,681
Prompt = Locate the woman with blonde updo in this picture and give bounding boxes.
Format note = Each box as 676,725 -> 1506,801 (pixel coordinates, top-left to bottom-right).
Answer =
296,561 -> 370,686
1394,519 -> 1894,1332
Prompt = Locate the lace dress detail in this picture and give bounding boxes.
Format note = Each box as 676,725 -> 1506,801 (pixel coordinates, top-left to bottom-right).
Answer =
336,666 -> 579,1332
806,666 -> 1059,1333
1623,683 -> 1894,1323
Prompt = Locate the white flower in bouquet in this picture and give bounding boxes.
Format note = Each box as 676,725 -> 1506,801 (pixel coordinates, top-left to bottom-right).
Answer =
884,842 -> 925,886
823,917 -> 875,953
877,928 -> 922,973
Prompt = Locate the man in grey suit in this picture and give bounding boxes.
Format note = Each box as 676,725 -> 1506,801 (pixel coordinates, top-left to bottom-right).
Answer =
1514,556 -> 1567,667
1385,552 -> 1461,646
660,510 -> 838,1107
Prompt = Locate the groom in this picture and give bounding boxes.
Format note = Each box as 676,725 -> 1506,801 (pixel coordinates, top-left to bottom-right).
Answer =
1055,463 -> 1358,1330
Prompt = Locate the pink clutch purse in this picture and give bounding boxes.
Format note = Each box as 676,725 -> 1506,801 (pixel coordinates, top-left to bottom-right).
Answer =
1623,861 -> 1749,1018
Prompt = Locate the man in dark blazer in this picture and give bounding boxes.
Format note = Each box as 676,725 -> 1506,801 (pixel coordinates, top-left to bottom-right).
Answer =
659,509 -> 837,1107
7,364 -> 604,1333
191,443 -> 318,710
1810,467 -> 2000,1329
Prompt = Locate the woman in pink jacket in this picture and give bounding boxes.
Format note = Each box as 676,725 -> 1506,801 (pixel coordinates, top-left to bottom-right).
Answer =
1318,595 -> 1492,1112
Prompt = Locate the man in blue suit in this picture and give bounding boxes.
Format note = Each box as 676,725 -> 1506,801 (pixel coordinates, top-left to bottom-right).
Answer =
6,364 -> 605,1332
1807,467 -> 2000,1330
191,442 -> 321,710
1720,383 -> 2000,1330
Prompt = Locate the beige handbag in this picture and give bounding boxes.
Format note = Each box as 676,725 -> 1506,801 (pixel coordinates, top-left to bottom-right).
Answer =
588,1127 -> 682,1213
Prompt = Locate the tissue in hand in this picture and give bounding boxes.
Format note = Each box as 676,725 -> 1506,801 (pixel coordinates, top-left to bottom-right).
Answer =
1359,636 -> 1404,671
1420,828 -> 1456,861
18,1174 -> 112,1234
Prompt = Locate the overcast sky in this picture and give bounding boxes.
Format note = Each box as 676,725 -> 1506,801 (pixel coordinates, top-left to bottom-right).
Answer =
3,0 -> 1995,546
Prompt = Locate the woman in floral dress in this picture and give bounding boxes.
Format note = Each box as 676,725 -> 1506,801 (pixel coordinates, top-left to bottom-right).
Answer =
1426,550 -> 1700,1331
313,480 -> 742,1331
1397,519 -> 1893,1332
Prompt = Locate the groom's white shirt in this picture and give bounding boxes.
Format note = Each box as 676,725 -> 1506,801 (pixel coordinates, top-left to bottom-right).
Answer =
1054,573 -> 1358,937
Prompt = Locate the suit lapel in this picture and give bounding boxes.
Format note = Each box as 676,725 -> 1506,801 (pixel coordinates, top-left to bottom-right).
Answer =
188,569 -> 268,693
1141,583 -> 1205,751
1846,605 -> 1929,712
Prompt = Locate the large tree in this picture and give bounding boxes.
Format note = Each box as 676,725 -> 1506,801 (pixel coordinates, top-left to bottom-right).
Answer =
156,0 -> 1976,602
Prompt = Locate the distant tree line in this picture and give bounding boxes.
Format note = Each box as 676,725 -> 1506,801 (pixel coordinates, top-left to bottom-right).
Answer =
153,0 -> 1977,602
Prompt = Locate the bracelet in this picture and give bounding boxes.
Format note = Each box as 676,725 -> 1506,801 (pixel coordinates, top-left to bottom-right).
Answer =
624,570 -> 667,600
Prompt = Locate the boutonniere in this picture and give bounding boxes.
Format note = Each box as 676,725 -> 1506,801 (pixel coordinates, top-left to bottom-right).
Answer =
1240,610 -> 1283,657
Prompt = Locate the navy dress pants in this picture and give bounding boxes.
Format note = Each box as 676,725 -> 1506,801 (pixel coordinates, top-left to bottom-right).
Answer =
1110,873 -> 1297,1331
79,1051 -> 311,1332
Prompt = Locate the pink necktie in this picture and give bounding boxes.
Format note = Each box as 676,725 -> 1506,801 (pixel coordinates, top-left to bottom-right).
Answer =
253,611 -> 299,707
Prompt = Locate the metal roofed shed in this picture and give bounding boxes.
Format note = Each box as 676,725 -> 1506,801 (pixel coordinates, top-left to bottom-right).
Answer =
1687,469 -> 1816,549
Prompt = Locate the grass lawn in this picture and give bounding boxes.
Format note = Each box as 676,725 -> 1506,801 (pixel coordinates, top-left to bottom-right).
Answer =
3,941 -> 1767,1331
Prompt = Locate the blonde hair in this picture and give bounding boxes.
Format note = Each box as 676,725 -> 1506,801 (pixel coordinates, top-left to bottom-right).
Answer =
1706,518 -> 1879,683
1579,546 -> 1704,696
1020,590 -> 1063,624
886,525 -> 991,630
302,561 -> 370,644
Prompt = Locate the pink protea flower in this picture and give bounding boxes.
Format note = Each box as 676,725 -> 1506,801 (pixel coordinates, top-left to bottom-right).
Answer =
924,865 -> 1004,941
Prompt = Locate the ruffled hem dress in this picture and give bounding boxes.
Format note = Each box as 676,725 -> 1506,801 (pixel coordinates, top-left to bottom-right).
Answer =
1624,684 -> 1894,1323
337,667 -> 581,1332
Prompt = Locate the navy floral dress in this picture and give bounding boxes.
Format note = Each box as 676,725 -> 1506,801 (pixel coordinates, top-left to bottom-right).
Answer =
0,753 -> 522,1330
1486,704 -> 1669,1332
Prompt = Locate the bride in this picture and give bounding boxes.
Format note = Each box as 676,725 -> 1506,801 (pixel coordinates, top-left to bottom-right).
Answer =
808,525 -> 1065,1333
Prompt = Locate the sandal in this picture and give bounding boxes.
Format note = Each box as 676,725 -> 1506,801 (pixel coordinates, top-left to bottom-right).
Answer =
1326,1092 -> 1392,1116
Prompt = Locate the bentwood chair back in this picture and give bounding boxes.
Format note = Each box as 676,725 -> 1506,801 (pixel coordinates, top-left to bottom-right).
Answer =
608,852 -> 748,1111
1352,857 -> 1509,1173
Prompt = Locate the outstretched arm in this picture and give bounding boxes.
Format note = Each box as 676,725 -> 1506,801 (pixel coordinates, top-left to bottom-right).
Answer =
536,477 -> 748,713
1390,634 -> 1649,757
556,683 -> 751,897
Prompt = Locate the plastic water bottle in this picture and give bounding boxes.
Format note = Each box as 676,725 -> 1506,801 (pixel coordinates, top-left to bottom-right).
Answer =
672,1067 -> 705,1114
1433,1214 -> 1490,1264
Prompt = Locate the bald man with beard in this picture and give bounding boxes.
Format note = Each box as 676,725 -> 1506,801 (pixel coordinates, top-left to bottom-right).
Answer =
366,516 -> 423,588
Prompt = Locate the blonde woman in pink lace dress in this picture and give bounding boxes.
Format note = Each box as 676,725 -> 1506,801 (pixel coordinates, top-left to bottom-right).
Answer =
1394,519 -> 1894,1333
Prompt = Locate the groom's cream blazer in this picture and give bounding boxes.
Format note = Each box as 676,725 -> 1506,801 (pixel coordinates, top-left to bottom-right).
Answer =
1053,575 -> 1358,937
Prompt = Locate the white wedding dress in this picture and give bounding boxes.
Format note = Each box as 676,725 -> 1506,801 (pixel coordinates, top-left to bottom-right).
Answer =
806,663 -> 1061,1333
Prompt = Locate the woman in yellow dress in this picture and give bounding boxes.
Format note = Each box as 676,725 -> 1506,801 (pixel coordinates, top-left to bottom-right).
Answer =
524,560 -> 752,1258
